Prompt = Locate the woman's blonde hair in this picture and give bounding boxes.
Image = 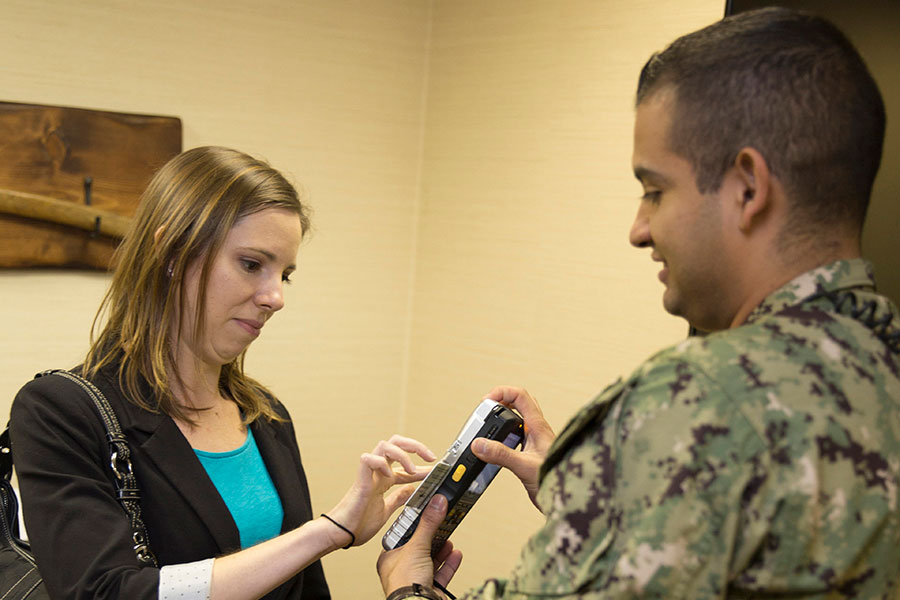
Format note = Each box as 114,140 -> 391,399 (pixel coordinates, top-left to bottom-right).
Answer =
83,146 -> 310,424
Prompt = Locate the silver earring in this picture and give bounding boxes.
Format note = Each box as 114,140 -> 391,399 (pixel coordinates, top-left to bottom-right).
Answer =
166,264 -> 174,277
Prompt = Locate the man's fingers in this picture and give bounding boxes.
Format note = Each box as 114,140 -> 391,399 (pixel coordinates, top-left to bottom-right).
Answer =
411,494 -> 447,547
432,539 -> 455,565
434,548 -> 463,588
484,386 -> 546,422
471,438 -> 516,469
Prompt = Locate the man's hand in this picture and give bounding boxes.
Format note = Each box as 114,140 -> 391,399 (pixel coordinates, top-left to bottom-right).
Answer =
471,386 -> 556,509
377,495 -> 463,597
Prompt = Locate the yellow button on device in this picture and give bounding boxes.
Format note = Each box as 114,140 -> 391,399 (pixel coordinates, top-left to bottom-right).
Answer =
452,464 -> 466,482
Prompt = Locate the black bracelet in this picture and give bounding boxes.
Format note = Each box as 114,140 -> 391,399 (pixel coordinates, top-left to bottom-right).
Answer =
433,580 -> 455,599
386,583 -> 444,600
320,513 -> 355,549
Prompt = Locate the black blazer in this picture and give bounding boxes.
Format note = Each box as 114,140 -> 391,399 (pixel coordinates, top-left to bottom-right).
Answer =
10,367 -> 330,600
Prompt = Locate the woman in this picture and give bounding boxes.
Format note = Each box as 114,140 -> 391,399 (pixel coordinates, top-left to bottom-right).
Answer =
10,146 -> 433,599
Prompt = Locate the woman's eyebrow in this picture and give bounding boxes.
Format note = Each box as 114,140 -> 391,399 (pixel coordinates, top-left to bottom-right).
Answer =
238,246 -> 296,270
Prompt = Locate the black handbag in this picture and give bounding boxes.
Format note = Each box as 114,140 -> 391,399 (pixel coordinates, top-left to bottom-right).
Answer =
0,370 -> 158,599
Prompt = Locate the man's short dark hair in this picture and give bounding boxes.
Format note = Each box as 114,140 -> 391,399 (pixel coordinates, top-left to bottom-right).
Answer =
636,7 -> 885,235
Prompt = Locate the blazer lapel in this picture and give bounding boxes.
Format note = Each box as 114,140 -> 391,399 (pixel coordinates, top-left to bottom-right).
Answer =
131,407 -> 241,554
252,419 -> 310,532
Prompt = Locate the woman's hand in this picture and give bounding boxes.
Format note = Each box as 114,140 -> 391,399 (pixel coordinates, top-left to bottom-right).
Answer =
325,435 -> 436,547
471,386 -> 556,509
209,435 -> 434,599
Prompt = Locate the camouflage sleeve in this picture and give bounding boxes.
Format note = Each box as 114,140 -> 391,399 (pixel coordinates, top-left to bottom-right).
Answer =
456,358 -> 771,599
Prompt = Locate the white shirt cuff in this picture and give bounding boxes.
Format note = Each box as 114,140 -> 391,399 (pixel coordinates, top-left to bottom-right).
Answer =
159,558 -> 213,600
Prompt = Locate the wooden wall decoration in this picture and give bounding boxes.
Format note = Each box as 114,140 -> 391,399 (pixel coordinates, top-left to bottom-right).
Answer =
0,101 -> 182,269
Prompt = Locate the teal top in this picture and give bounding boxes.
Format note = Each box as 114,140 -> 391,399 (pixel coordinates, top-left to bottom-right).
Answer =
194,428 -> 284,549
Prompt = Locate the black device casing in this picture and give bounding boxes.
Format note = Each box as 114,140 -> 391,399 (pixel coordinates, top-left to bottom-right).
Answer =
381,400 -> 524,553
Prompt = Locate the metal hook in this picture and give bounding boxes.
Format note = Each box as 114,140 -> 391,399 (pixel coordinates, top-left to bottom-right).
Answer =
83,176 -> 93,206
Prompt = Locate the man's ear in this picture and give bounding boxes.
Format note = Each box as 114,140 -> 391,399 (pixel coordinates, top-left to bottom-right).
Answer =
732,147 -> 772,232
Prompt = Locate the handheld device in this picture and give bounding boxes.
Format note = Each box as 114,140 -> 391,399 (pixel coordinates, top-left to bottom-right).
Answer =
382,399 -> 524,554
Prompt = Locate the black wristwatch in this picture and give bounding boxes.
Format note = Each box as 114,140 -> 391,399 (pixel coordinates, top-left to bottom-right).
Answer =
386,583 -> 444,600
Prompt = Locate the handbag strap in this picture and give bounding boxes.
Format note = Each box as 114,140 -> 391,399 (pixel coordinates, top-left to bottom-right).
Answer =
38,369 -> 159,567
0,428 -> 34,558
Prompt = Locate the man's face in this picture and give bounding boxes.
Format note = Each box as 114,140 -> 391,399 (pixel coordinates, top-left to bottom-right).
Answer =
630,90 -> 736,331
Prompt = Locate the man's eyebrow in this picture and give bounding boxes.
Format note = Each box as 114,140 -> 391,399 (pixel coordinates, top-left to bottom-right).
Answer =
633,166 -> 670,186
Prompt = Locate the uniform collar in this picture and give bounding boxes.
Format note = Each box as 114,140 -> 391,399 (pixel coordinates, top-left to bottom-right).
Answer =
745,258 -> 876,325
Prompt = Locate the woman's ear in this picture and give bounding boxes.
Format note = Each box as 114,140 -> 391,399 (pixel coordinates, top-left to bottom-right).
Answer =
733,147 -> 772,232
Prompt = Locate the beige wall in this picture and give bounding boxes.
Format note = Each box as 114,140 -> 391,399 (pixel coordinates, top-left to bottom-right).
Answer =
408,1 -> 722,591
0,0 -> 722,597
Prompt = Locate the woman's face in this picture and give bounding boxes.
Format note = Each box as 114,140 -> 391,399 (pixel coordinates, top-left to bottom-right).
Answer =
175,207 -> 303,372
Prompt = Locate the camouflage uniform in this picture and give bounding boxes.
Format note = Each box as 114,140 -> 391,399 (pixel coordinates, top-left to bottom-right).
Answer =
461,259 -> 900,599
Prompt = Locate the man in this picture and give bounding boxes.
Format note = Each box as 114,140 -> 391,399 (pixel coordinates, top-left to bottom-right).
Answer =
378,7 -> 900,599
